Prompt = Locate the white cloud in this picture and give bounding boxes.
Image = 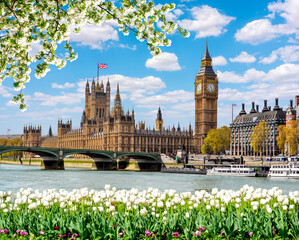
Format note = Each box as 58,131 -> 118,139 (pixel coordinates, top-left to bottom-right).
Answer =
229,51 -> 256,63
235,19 -> 277,45
145,52 -> 181,71
130,90 -> 193,105
235,0 -> 299,45
118,44 -> 137,51
78,74 -> 166,94
220,82 -> 299,102
218,63 -> 299,83
217,68 -> 266,83
179,5 -> 235,38
16,107 -> 83,118
212,56 -> 227,66
6,100 -> 18,107
51,82 -> 75,89
265,63 -> 299,82
28,41 -> 42,57
260,45 -> 299,64
32,92 -> 84,106
0,86 -> 12,98
69,22 -> 119,49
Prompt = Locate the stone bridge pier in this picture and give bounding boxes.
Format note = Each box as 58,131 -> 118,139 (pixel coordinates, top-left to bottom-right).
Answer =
117,156 -> 161,171
40,156 -> 64,170
91,158 -> 114,170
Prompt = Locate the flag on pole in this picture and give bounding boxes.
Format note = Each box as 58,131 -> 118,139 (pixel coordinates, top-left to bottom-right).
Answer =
98,63 -> 107,69
232,104 -> 237,106
7,129 -> 11,131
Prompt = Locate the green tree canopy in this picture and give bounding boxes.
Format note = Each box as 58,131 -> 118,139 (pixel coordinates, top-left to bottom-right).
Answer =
0,0 -> 189,110
201,126 -> 231,154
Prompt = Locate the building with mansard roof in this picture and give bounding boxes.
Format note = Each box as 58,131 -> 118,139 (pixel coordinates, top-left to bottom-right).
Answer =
23,44 -> 219,154
230,98 -> 288,156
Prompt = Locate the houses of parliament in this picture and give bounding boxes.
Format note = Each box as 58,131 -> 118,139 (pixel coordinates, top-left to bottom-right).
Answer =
23,44 -> 218,154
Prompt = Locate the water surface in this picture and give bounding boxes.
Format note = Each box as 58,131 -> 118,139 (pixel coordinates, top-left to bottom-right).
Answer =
0,164 -> 298,193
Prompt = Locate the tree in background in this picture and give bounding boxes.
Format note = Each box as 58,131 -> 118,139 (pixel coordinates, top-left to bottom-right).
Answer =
250,121 -> 268,156
0,0 -> 189,110
202,126 -> 231,154
277,125 -> 287,154
285,121 -> 299,156
0,138 -> 23,160
276,121 -> 299,156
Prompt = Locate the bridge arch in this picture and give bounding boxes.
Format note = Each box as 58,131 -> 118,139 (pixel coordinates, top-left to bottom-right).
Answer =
116,152 -> 161,171
0,147 -> 59,159
0,146 -> 62,170
62,150 -> 114,170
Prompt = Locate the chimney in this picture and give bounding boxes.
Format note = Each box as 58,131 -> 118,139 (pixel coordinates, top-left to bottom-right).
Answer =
268,106 -> 271,111
273,98 -> 280,111
262,100 -> 268,112
250,102 -> 256,114
290,99 -> 293,108
239,103 -> 246,115
296,95 -> 299,106
256,104 -> 259,112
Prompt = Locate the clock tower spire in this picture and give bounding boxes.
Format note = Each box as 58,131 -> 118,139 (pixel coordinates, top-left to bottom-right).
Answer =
194,42 -> 218,153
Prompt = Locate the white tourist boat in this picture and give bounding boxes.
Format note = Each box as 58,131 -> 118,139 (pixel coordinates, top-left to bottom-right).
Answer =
268,163 -> 299,179
207,165 -> 256,177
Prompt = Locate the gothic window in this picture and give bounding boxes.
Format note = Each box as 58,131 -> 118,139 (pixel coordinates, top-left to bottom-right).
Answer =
122,126 -> 124,133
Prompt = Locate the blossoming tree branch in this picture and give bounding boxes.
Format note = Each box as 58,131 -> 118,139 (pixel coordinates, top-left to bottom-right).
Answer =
0,0 -> 189,110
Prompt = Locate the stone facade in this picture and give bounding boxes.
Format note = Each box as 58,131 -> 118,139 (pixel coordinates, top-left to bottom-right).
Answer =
24,82 -> 194,154
194,43 -> 218,153
23,45 -> 219,154
230,99 -> 286,156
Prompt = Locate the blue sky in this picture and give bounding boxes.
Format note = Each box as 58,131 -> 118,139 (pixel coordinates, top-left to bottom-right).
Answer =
1,0 -> 299,135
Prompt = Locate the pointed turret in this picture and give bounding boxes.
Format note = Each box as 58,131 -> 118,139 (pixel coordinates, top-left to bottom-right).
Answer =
111,82 -> 124,118
106,78 -> 110,93
96,79 -> 100,91
85,79 -> 90,93
48,126 -> 53,137
203,40 -> 211,60
177,122 -> 181,131
156,107 -> 163,131
100,79 -> 104,91
91,77 -> 95,92
114,82 -> 121,106
197,41 -> 215,76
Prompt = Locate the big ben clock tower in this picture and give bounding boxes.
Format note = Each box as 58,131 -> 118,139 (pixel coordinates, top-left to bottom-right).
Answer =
194,42 -> 218,153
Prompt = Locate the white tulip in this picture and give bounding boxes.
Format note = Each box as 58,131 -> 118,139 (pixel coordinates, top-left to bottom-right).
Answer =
140,207 -> 148,216
267,207 -> 272,214
157,201 -> 163,208
289,204 -> 294,209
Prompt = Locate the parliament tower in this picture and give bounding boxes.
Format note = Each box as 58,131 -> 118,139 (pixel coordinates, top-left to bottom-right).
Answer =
194,42 -> 218,153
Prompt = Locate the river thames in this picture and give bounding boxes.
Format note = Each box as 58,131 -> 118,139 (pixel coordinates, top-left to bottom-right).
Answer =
0,164 -> 298,193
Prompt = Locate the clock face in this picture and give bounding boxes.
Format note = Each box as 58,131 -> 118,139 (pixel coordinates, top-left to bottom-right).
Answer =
207,83 -> 215,93
196,83 -> 202,93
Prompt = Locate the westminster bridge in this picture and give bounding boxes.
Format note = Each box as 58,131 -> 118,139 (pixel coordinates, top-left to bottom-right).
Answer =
0,146 -> 161,171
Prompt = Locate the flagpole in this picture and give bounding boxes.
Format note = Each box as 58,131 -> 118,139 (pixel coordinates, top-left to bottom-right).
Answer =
97,61 -> 99,82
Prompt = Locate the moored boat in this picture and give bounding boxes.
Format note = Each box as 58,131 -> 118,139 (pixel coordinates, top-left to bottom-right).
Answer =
207,165 -> 256,177
268,163 -> 299,179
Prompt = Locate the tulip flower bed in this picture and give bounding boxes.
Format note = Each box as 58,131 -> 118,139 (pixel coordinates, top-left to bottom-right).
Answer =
0,185 -> 298,239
